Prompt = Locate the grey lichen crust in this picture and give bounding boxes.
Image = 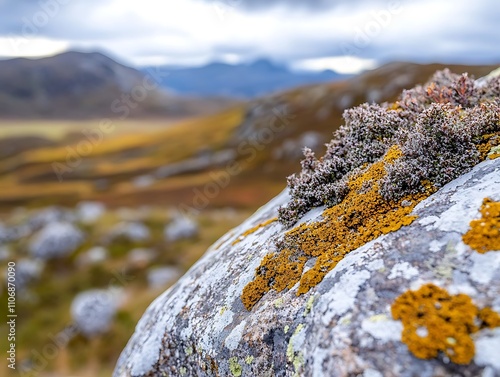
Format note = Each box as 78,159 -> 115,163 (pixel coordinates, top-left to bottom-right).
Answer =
114,157 -> 500,377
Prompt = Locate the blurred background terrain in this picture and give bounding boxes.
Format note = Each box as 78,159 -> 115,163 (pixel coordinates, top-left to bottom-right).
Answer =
0,0 -> 498,376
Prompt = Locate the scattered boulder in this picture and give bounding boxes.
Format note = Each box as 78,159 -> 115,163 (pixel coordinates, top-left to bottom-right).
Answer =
0,246 -> 10,261
105,222 -> 150,244
71,289 -> 120,337
14,259 -> 44,290
76,201 -> 105,224
164,215 -> 198,242
273,131 -> 324,160
29,222 -> 84,260
132,175 -> 155,188
76,246 -> 108,267
28,206 -> 75,230
127,248 -> 156,269
0,222 -> 30,245
155,150 -> 236,179
0,224 -> 12,245
147,266 -> 181,290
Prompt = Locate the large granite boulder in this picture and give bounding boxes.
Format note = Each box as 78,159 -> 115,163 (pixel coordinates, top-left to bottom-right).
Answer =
115,69 -> 500,377
114,157 -> 500,377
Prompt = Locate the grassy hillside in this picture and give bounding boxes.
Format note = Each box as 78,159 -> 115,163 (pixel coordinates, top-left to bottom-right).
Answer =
0,62 -> 496,212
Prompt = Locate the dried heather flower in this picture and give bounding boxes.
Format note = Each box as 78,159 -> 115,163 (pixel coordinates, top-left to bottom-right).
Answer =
278,69 -> 500,226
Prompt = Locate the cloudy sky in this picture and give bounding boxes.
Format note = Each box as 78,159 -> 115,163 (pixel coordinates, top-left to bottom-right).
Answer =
0,0 -> 498,73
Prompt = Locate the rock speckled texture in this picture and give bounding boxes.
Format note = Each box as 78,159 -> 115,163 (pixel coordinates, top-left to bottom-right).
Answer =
114,158 -> 500,377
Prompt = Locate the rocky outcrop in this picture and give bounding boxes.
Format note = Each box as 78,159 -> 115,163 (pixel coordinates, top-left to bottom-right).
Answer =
113,156 -> 500,377
114,69 -> 500,376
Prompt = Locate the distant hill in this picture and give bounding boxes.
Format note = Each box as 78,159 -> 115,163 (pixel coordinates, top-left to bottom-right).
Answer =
140,59 -> 347,98
0,61 -> 497,209
0,51 -> 235,119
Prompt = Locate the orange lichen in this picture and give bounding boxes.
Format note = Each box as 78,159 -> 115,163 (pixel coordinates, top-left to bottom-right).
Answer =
391,283 -> 500,364
462,198 -> 500,253
241,249 -> 307,310
232,217 -> 277,246
242,146 -> 434,310
489,148 -> 500,160
478,307 -> 500,328
477,133 -> 500,160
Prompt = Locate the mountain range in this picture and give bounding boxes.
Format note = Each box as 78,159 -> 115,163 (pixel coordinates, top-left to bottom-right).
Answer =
0,60 -> 497,208
0,51 -> 235,119
141,59 -> 346,98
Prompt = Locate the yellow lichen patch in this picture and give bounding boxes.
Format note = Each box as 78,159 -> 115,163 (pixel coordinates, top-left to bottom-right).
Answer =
232,217 -> 278,246
477,132 -> 500,160
478,307 -> 500,328
391,283 -> 500,364
241,249 -> 307,310
242,146 -> 433,310
462,198 -> 500,253
488,146 -> 500,159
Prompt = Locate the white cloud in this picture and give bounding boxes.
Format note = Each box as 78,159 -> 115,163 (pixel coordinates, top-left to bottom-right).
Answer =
0,0 -> 498,71
0,36 -> 69,58
292,56 -> 377,74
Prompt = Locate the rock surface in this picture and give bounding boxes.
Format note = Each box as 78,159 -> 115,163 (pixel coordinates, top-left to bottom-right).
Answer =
105,221 -> 151,244
71,289 -> 120,337
164,215 -> 199,242
114,157 -> 500,376
29,221 -> 84,260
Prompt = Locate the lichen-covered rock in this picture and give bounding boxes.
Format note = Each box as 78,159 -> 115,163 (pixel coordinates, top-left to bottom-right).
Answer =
127,248 -> 156,269
28,206 -> 76,230
71,289 -> 120,337
75,246 -> 108,267
76,201 -> 105,224
105,222 -> 151,244
164,215 -> 198,242
0,245 -> 11,261
14,258 -> 44,290
115,69 -> 500,376
29,222 -> 84,260
114,157 -> 500,377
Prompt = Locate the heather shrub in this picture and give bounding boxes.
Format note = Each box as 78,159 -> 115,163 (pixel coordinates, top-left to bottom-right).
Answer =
326,103 -> 404,169
279,70 -> 500,226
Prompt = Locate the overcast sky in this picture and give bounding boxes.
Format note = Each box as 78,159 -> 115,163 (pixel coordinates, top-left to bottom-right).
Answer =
0,0 -> 498,73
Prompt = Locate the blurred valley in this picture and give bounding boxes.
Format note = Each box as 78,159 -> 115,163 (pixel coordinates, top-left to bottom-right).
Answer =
0,51 -> 497,376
